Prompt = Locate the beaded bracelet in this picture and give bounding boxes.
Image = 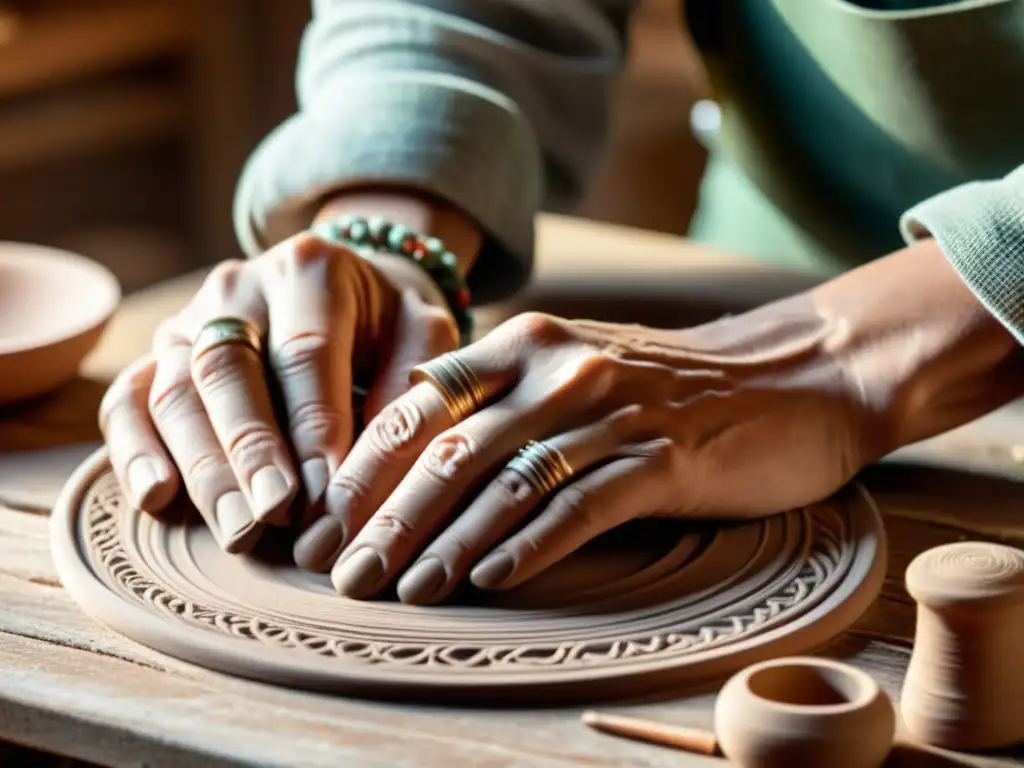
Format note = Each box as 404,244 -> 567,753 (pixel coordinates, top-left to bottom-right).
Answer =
312,214 -> 473,345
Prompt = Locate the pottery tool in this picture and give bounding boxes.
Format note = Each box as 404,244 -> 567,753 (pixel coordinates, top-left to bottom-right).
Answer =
901,541 -> 1024,750
580,711 -> 720,756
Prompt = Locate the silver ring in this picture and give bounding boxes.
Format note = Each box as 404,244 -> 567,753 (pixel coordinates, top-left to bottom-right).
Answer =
506,440 -> 574,496
191,317 -> 262,363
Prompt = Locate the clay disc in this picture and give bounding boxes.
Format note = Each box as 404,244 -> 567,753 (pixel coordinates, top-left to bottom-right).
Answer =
51,448 -> 886,704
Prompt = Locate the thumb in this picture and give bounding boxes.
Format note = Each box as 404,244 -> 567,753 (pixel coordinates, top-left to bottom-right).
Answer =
363,288 -> 459,420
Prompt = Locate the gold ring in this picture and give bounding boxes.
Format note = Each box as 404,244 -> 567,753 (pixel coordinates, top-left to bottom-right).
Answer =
191,317 -> 262,363
506,440 -> 574,496
409,352 -> 486,422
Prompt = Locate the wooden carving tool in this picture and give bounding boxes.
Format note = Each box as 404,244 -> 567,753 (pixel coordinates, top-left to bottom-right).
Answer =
581,710 -> 720,756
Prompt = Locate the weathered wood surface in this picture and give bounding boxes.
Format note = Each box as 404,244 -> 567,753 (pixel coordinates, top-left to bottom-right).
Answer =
2,214 -> 1024,766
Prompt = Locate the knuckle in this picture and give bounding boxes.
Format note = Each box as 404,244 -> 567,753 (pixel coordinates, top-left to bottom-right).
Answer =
417,433 -> 477,484
190,344 -> 244,390
289,400 -> 344,438
204,259 -> 246,293
369,400 -> 428,459
99,360 -> 152,430
328,474 -> 371,508
364,511 -> 417,546
506,311 -> 568,346
224,424 -> 280,463
182,451 -> 227,490
422,311 -> 459,352
569,351 -> 618,387
546,351 -> 619,404
494,468 -> 537,504
610,403 -> 647,437
552,486 -> 602,531
152,318 -> 185,351
636,437 -> 680,471
148,365 -> 196,422
289,231 -> 335,267
272,332 -> 333,376
436,531 -> 473,561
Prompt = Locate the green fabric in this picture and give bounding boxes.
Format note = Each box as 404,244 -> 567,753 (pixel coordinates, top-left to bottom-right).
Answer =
237,0 -> 1024,342
688,0 -> 1024,275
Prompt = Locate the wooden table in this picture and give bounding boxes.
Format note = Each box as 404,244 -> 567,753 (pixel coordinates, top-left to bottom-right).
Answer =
3,214 -> 1024,767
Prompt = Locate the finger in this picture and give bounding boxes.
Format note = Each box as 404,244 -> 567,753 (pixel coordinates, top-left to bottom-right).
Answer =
396,406 -> 644,604
298,333 -> 516,574
257,235 -> 355,529
364,288 -> 459,420
292,289 -> 457,572
188,260 -> 298,526
99,356 -> 179,512
471,439 -> 680,591
329,398 -> 531,598
149,323 -> 262,553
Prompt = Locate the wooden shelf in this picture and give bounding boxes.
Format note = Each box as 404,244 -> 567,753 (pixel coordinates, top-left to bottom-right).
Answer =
0,1 -> 192,101
0,80 -> 185,172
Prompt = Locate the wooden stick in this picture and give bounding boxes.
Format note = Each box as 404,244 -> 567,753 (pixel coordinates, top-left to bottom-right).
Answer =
581,710 -> 720,756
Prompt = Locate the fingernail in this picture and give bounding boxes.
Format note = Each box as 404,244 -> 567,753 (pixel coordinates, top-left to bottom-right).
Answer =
127,457 -> 171,510
215,490 -> 255,546
293,514 -> 347,573
397,557 -> 447,605
250,465 -> 292,523
470,551 -> 514,589
301,457 -> 329,509
331,547 -> 384,598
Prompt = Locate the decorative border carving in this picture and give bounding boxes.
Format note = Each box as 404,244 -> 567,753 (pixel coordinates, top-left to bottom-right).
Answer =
83,472 -> 844,670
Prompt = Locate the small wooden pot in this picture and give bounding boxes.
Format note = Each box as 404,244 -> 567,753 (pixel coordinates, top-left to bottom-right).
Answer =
714,657 -> 895,768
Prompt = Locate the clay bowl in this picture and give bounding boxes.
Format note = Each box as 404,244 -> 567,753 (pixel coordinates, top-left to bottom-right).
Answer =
714,657 -> 895,768
0,242 -> 120,405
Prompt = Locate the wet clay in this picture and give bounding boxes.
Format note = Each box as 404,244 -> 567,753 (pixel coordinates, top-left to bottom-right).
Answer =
51,448 -> 887,704
715,657 -> 895,768
902,541 -> 1024,750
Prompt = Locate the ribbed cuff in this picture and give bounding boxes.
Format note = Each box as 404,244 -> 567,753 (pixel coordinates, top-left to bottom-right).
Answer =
900,167 -> 1024,345
233,71 -> 542,305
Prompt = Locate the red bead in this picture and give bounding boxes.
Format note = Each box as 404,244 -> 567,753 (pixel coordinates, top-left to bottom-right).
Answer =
455,288 -> 471,307
400,237 -> 416,254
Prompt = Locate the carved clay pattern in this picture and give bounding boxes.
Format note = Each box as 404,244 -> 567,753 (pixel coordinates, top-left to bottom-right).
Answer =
53,451 -> 885,700
83,471 -> 844,668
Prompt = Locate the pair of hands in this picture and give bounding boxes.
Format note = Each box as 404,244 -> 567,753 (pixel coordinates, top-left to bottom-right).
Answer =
100,229 -> 878,605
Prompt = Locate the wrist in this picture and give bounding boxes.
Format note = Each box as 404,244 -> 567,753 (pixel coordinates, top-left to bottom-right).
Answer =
312,194 -> 478,343
810,238 -> 1023,455
313,186 -> 481,279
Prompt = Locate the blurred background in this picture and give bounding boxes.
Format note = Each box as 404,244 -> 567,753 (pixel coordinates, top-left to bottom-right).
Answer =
0,0 -> 709,294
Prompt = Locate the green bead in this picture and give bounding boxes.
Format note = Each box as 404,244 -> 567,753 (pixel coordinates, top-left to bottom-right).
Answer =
387,225 -> 412,253
424,237 -> 446,256
347,219 -> 370,244
440,251 -> 458,271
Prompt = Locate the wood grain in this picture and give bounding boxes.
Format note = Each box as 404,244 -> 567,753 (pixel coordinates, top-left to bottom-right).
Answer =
3,214 -> 1024,765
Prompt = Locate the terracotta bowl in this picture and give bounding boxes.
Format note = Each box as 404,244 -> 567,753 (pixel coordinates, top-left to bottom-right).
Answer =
714,657 -> 895,768
0,242 -> 120,405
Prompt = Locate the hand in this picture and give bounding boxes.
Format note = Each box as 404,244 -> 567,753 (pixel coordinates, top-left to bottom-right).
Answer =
99,228 -> 460,555
316,302 -> 878,605
314,237 -> 1023,605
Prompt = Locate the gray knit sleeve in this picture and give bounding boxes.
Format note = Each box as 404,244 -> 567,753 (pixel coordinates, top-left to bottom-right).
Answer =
901,165 -> 1024,344
233,0 -> 631,304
